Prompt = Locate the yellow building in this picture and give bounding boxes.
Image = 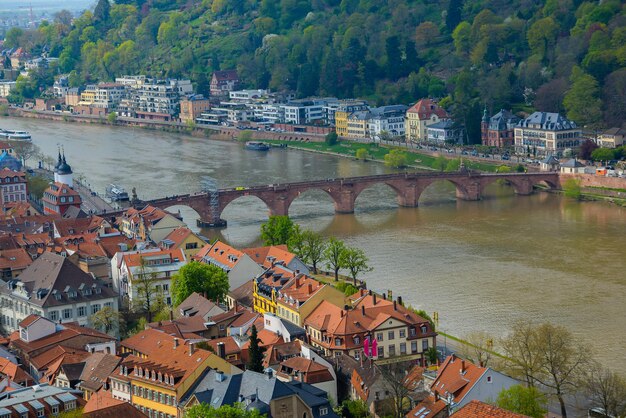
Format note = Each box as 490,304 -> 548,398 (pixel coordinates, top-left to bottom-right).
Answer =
346,111 -> 370,139
160,226 -> 206,260
253,265 -> 298,315
276,276 -> 346,326
118,329 -> 241,418
405,98 -> 449,142
334,100 -> 369,138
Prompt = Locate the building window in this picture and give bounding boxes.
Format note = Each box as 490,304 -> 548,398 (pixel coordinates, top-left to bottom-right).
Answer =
411,341 -> 417,354
400,343 -> 406,355
422,339 -> 429,351
388,331 -> 394,341
377,346 -> 384,358
63,308 -> 72,319
52,405 -> 59,414
421,325 -> 428,333
49,311 -> 58,321
376,332 -> 383,342
487,375 -> 492,383
399,329 -> 406,338
389,345 -> 396,357
77,306 -> 86,317
91,304 -> 101,314
319,407 -> 328,416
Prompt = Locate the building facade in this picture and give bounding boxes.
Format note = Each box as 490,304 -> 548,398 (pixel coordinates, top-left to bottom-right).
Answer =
514,112 -> 582,157
0,168 -> 27,204
481,108 -> 520,148
405,98 -> 449,142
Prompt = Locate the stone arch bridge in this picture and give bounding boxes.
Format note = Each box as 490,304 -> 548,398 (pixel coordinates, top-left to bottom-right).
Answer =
143,171 -> 559,227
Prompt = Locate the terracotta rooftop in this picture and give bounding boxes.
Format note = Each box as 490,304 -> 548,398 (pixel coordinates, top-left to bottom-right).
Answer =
242,244 -> 297,269
195,240 -> 243,269
406,98 -> 449,120
53,216 -> 106,237
84,389 -> 148,417
97,234 -> 135,258
0,357 -> 33,385
276,275 -> 324,306
228,280 -> 254,308
122,248 -> 185,269
0,168 -> 25,180
79,353 -> 122,392
162,226 -> 199,248
452,400 -> 530,417
279,356 -> 333,381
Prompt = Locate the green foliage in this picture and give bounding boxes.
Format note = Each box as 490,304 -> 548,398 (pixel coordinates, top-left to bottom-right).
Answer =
107,112 -> 117,123
300,230 -> 326,274
355,148 -> 369,160
591,147 -> 616,162
563,67 -> 602,128
496,165 -> 512,173
334,282 -> 359,296
445,158 -> 461,172
171,261 -> 229,306
425,347 -> 439,365
57,409 -> 84,418
406,305 -> 435,330
26,175 -> 50,199
185,403 -> 266,418
90,305 -> 124,336
247,325 -> 266,373
340,247 -> 372,284
324,236 -> 347,281
325,131 -> 338,146
432,155 -> 447,172
340,399 -> 371,418
515,164 -> 527,173
237,130 -> 253,142
384,149 -> 407,168
496,385 -> 548,418
260,215 -> 295,246
562,178 -> 582,200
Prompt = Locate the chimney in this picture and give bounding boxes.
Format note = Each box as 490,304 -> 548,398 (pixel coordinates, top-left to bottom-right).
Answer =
368,289 -> 372,296
372,294 -> 376,305
295,277 -> 301,287
265,369 -> 273,380
460,359 -> 466,373
215,370 -> 225,382
308,283 -> 313,294
397,296 -> 403,306
382,292 -> 386,300
217,342 -> 226,359
340,310 -> 344,318
169,310 -> 173,321
173,338 -> 179,349
189,343 -> 195,356
361,305 -> 365,316
393,301 -> 397,311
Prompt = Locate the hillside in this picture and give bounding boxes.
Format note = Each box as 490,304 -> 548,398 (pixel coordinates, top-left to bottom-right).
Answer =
3,0 -> 625,141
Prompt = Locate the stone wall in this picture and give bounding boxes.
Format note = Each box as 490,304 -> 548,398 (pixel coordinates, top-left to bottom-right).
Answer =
559,173 -> 626,190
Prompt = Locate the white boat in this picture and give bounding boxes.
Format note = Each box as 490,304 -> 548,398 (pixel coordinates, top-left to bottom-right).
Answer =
106,184 -> 129,201
0,129 -> 31,141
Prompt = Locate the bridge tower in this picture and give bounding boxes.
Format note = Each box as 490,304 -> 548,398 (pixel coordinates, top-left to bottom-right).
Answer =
199,177 -> 227,228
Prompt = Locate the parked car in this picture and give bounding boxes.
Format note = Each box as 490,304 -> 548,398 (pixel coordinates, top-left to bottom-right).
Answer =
502,154 -> 510,160
471,150 -> 478,156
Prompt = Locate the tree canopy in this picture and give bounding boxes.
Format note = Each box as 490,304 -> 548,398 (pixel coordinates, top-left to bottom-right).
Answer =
260,215 -> 296,246
171,261 -> 229,306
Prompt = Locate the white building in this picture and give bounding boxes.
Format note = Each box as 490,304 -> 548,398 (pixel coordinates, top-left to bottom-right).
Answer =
0,81 -> 17,98
0,252 -> 119,332
514,112 -> 582,157
131,79 -> 193,116
111,247 -> 187,306
368,105 -> 408,139
282,99 -> 327,125
427,119 -> 465,144
0,168 -> 27,204
229,89 -> 269,102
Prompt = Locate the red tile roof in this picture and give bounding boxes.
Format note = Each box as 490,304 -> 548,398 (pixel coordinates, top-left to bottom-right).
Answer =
0,247 -> 32,271
276,275 -> 324,306
162,226 -> 197,247
0,168 -> 25,180
0,357 -> 34,385
406,98 -> 449,120
278,356 -> 333,383
242,245 -> 297,269
452,400 -> 530,417
54,216 -> 106,237
122,248 -> 185,268
195,240 -> 243,268
18,314 -> 40,328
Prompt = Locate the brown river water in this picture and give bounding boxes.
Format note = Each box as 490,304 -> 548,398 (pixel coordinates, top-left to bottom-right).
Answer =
7,117 -> 626,374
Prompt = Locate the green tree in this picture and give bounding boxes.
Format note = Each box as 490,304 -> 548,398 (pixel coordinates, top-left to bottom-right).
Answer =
445,158 -> 461,172
452,22 -> 472,55
185,403 -> 266,418
90,305 -> 124,336
340,247 -> 372,285
247,325 -> 266,373
260,215 -> 296,246
384,149 -> 407,168
562,178 -> 582,200
526,17 -> 559,61
446,0 -> 464,32
287,224 -> 306,259
563,67 -> 602,128
133,260 -> 165,323
496,385 -> 548,418
171,261 -> 229,306
355,148 -> 368,160
340,399 -> 371,418
325,131 -> 338,146
496,165 -> 512,173
301,230 -> 326,274
324,237 -> 347,281
425,347 -> 439,365
107,112 -> 117,123
94,0 -> 111,25
591,147 -> 615,163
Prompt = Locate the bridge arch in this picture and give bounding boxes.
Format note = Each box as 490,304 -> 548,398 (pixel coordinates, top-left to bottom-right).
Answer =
530,177 -> 559,189
219,193 -> 276,219
480,176 -> 532,196
285,187 -> 337,218
352,181 -> 408,211
416,178 -> 473,204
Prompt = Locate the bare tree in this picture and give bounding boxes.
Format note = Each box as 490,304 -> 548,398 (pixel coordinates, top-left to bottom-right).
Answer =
585,361 -> 626,418
90,305 -> 125,337
533,323 -> 589,418
462,330 -> 494,367
133,258 -> 165,323
500,321 -> 542,387
379,361 -> 411,418
12,142 -> 40,165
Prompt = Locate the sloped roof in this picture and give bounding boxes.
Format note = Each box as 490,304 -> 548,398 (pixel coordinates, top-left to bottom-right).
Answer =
3,252 -> 116,308
0,357 -> 33,385
176,292 -> 225,319
195,240 -> 243,270
228,280 -> 254,309
242,244 -> 297,269
453,400 -> 530,417
78,353 -> 121,392
406,98 -> 449,120
517,112 -> 577,131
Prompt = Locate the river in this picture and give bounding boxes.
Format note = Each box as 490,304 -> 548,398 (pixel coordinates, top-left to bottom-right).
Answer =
7,117 -> 626,374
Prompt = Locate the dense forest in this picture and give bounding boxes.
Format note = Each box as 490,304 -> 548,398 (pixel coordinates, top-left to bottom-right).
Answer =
3,0 -> 625,140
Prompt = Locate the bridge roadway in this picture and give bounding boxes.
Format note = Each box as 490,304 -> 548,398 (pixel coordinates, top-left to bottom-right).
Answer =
113,171 -> 560,228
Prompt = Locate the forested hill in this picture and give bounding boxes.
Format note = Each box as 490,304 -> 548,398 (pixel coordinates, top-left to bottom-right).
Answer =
4,0 -> 626,136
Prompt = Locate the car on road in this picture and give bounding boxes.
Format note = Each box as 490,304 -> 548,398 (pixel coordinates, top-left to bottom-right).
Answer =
471,150 -> 478,156
446,149 -> 454,153
502,154 -> 510,160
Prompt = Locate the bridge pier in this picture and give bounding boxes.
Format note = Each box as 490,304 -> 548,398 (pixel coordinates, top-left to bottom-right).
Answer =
397,185 -> 421,207
457,180 -> 481,201
333,190 -> 356,214
514,178 -> 534,195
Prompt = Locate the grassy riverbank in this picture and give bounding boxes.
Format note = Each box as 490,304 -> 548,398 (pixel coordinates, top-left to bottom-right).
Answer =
266,140 -> 501,172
